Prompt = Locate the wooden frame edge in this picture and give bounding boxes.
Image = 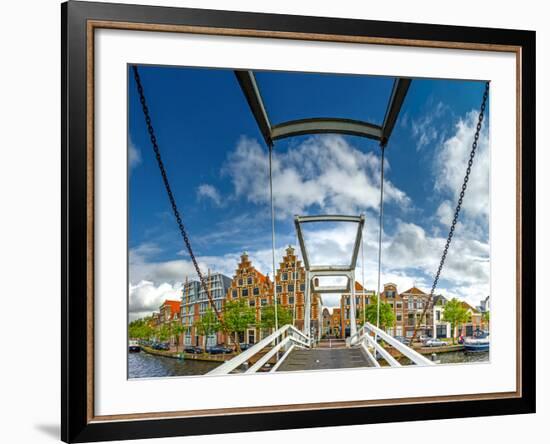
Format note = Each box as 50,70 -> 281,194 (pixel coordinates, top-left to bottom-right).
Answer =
85,18 -> 524,423
63,4 -> 534,441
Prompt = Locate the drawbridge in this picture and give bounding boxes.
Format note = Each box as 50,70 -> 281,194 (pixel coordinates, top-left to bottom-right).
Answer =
132,67 -> 489,376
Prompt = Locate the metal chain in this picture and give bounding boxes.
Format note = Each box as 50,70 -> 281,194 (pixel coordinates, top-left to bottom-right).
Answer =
411,81 -> 489,341
131,66 -> 225,326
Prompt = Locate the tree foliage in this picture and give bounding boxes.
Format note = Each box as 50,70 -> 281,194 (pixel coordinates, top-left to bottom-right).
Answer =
171,321 -> 186,353
195,308 -> 221,345
223,299 -> 256,350
364,296 -> 396,329
260,305 -> 293,331
442,298 -> 470,344
128,317 -> 154,341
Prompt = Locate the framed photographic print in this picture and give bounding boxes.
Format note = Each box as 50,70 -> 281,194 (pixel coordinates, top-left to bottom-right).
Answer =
61,1 -> 536,442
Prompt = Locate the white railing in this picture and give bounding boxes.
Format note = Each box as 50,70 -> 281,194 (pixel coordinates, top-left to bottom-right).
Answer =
207,324 -> 310,375
349,322 -> 434,367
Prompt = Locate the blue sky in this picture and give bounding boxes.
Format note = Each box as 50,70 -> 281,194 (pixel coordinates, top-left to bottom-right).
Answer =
128,65 -> 490,320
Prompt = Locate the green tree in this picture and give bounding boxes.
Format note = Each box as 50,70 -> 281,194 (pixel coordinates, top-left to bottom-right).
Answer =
442,298 -> 470,344
482,311 -> 490,327
364,296 -> 396,329
195,308 -> 221,350
260,305 -> 293,332
171,321 -> 186,353
223,299 -> 256,353
158,324 -> 170,342
128,317 -> 154,341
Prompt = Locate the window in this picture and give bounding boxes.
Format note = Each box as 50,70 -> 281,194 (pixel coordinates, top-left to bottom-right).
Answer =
408,300 -> 414,310
396,314 -> 402,321
396,302 -> 402,309
436,311 -> 441,321
282,272 -> 288,281
248,329 -> 255,344
276,285 -> 283,293
232,289 -> 238,298
287,284 -> 294,292
289,296 -> 295,304
249,300 -> 255,307
261,299 -> 267,306
242,288 -> 249,297
253,287 -> 259,296
238,278 -> 243,286
247,277 -> 252,285
300,283 -> 305,291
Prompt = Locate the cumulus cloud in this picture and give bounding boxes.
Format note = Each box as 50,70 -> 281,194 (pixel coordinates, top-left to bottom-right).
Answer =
223,135 -> 410,219
197,184 -> 223,206
434,110 -> 490,223
129,281 -> 183,321
128,117 -> 491,317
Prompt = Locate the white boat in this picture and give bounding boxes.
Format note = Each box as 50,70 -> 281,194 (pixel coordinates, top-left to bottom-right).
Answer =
464,329 -> 489,352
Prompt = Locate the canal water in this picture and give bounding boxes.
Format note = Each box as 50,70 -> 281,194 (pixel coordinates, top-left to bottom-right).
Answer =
128,352 -> 221,378
435,350 -> 489,364
398,350 -> 489,366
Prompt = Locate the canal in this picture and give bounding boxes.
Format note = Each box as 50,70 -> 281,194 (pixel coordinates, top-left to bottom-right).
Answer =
129,352 -> 221,378
129,349 -> 490,378
398,349 -> 489,366
435,350 -> 489,364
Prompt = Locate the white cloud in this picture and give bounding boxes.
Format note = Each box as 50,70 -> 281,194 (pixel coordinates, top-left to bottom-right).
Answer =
128,140 -> 142,172
411,101 -> 447,151
129,208 -> 489,314
436,200 -> 454,226
223,135 -> 410,219
197,184 -> 223,206
434,110 -> 490,222
129,280 -> 182,321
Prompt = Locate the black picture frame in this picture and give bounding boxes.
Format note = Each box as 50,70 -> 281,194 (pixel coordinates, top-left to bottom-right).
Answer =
62,1 -> 536,442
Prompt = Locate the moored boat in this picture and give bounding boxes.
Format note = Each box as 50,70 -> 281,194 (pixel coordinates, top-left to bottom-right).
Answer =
464,329 -> 489,352
129,339 -> 141,353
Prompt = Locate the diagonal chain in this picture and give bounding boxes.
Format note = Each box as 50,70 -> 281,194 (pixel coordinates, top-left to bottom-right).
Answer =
132,66 -> 225,327
411,81 -> 489,342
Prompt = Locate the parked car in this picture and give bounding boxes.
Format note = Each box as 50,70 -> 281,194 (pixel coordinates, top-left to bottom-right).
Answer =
424,338 -> 447,347
394,336 -> 411,346
419,334 -> 432,343
239,343 -> 254,351
184,346 -> 203,354
207,345 -> 233,355
152,342 -> 170,351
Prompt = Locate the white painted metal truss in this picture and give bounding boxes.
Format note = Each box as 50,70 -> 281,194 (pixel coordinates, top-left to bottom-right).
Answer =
294,214 -> 365,338
349,322 -> 435,367
207,324 -> 311,376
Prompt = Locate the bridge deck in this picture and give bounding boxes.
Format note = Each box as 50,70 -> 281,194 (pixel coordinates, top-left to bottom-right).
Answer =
276,347 -> 371,372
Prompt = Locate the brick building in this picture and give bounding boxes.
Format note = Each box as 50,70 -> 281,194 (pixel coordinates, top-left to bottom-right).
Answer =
274,246 -> 322,337
340,281 -> 375,338
224,252 -> 273,345
330,308 -> 341,337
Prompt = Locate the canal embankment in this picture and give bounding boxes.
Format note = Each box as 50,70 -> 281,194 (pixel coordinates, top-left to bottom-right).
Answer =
141,346 -> 234,363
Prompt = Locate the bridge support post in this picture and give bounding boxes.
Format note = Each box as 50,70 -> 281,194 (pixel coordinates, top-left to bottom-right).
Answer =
350,271 -> 357,337
304,270 -> 311,339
